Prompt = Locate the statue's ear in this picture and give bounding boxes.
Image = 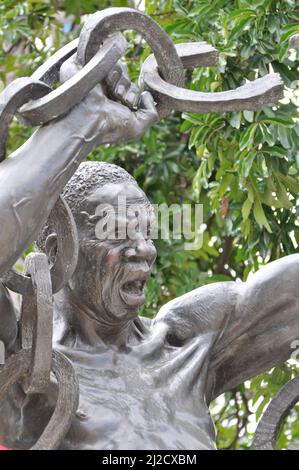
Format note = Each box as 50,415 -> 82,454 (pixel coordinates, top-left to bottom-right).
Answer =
45,196 -> 79,293
77,211 -> 91,225
76,211 -> 94,238
45,232 -> 58,266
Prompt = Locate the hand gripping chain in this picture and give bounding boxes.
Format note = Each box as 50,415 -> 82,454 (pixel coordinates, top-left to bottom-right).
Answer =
0,8 -> 283,160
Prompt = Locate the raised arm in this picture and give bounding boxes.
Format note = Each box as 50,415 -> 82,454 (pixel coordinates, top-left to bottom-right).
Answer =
0,59 -> 157,277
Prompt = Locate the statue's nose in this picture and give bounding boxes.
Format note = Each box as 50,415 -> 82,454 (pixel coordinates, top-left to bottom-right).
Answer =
124,236 -> 156,264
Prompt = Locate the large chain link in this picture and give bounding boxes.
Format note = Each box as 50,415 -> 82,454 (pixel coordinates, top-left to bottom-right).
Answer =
0,349 -> 79,450
1,196 -> 79,296
0,7 -> 284,162
252,375 -> 299,450
0,195 -> 80,449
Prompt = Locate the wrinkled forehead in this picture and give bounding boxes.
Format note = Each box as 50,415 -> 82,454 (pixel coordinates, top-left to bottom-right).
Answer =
86,182 -> 148,207
85,182 -> 155,224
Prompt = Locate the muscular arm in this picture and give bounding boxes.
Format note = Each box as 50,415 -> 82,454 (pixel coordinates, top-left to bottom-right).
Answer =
0,102 -> 95,354
0,101 -> 100,276
0,58 -> 157,277
0,59 -> 157,364
210,254 -> 299,398
150,254 -> 299,400
0,61 -> 157,448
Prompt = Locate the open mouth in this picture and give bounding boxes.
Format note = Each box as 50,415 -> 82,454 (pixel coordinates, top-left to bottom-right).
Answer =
120,279 -> 147,307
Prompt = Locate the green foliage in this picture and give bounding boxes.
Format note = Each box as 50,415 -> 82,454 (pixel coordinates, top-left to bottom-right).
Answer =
1,0 -> 298,449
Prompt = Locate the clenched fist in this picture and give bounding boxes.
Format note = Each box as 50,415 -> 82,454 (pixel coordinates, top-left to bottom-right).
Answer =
60,56 -> 158,146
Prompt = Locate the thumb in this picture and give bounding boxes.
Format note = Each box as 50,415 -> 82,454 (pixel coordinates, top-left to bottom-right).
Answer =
133,91 -> 159,136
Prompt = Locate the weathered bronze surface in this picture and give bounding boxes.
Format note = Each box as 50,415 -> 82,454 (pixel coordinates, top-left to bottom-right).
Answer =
0,7 -> 297,450
253,376 -> 299,449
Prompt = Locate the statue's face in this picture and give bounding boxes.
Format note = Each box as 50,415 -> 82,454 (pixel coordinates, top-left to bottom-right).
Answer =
69,183 -> 157,321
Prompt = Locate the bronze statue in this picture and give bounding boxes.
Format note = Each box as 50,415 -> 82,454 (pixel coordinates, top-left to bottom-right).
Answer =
0,8 -> 298,450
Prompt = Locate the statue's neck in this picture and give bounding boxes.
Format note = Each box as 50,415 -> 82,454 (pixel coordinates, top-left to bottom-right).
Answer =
54,288 -> 134,350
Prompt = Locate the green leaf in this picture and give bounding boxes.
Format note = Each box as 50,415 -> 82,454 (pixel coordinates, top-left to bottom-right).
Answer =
278,173 -> 299,193
278,126 -> 292,149
230,16 -> 254,39
256,396 -> 270,421
263,117 -> 295,128
252,389 -> 265,407
239,151 -> 256,177
243,110 -> 254,123
275,174 -> 292,209
280,23 -> 299,44
279,42 -> 289,62
239,124 -> 258,151
228,9 -> 256,20
229,112 -> 241,129
182,113 -> 204,125
253,199 -> 272,232
262,146 -> 286,158
259,123 -> 275,146
188,126 -> 202,149
242,197 -> 252,221
246,184 -> 255,203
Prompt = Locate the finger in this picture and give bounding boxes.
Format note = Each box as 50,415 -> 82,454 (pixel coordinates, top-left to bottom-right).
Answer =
113,79 -> 140,109
106,62 -> 140,109
106,62 -> 131,98
124,83 -> 140,109
125,91 -> 158,141
135,91 -> 159,129
138,90 -> 157,114
113,74 -> 132,101
105,61 -> 126,89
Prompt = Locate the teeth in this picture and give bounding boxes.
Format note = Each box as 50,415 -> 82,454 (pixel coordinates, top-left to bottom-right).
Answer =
122,280 -> 146,295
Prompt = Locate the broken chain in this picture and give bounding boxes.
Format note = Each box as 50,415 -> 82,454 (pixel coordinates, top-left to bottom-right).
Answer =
0,7 -> 283,161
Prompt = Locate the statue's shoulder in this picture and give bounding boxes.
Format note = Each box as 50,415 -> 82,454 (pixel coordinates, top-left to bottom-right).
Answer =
152,281 -> 239,345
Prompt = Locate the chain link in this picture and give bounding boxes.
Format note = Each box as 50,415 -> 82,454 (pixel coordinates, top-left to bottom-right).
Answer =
0,77 -> 50,162
1,196 -> 79,295
252,375 -> 299,449
0,349 -> 79,450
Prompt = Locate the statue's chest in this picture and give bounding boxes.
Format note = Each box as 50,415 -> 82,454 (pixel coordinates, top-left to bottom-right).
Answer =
58,346 -> 216,450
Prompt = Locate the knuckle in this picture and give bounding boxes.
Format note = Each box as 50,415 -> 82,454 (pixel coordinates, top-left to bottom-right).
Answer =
147,109 -> 159,123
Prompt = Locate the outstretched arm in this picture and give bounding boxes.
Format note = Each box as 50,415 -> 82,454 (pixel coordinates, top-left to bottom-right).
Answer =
148,254 -> 299,400
209,254 -> 299,398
